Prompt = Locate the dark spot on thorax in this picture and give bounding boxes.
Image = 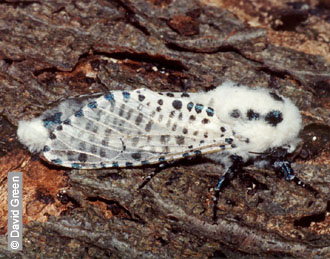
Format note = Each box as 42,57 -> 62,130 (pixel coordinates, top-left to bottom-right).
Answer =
247,109 -> 260,120
265,110 -> 283,126
269,92 -> 284,102
230,109 -> 241,118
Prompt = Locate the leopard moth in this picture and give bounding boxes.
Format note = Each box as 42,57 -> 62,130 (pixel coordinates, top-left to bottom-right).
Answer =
17,81 -> 302,190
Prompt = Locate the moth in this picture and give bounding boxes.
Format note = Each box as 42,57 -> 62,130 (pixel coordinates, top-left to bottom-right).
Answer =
17,81 -> 304,193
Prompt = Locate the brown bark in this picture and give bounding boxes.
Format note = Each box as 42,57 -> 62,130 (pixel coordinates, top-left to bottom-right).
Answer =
0,0 -> 329,258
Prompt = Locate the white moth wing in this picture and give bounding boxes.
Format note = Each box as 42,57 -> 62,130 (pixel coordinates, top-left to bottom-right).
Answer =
42,88 -> 237,168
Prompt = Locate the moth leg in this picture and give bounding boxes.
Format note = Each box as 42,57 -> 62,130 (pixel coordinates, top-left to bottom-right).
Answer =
213,155 -> 244,222
272,159 -> 318,197
138,162 -> 171,190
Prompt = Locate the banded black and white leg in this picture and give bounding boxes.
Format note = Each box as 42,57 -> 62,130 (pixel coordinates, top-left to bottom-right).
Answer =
138,162 -> 172,190
213,155 -> 244,222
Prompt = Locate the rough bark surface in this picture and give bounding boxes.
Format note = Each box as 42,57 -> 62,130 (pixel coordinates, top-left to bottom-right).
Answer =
0,0 -> 329,258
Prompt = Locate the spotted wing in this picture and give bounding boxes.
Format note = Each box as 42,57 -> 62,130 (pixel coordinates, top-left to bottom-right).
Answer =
42,88 -> 237,168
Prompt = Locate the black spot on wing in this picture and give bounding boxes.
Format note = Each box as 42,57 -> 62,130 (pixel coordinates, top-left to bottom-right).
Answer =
160,135 -> 170,144
126,162 -> 133,167
131,152 -> 141,161
90,145 -> 97,154
119,104 -> 125,117
195,104 -> 203,113
43,112 -> 62,128
189,115 -> 196,121
206,107 -> 214,117
202,118 -> 209,124
78,153 -> 88,162
79,142 -> 86,150
50,133 -> 56,140
132,137 -> 139,146
75,109 -> 84,117
63,119 -> 71,125
176,136 -> 185,145
135,113 -> 143,125
172,100 -> 182,110
171,123 -> 177,131
100,149 -> 106,157
187,102 -> 194,111
145,120 -> 153,132
88,101 -> 97,109
126,109 -> 133,120
122,91 -> 130,100
104,128 -> 112,136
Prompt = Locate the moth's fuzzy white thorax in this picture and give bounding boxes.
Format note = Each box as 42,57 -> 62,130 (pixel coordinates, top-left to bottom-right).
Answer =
198,81 -> 302,161
17,118 -> 49,153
